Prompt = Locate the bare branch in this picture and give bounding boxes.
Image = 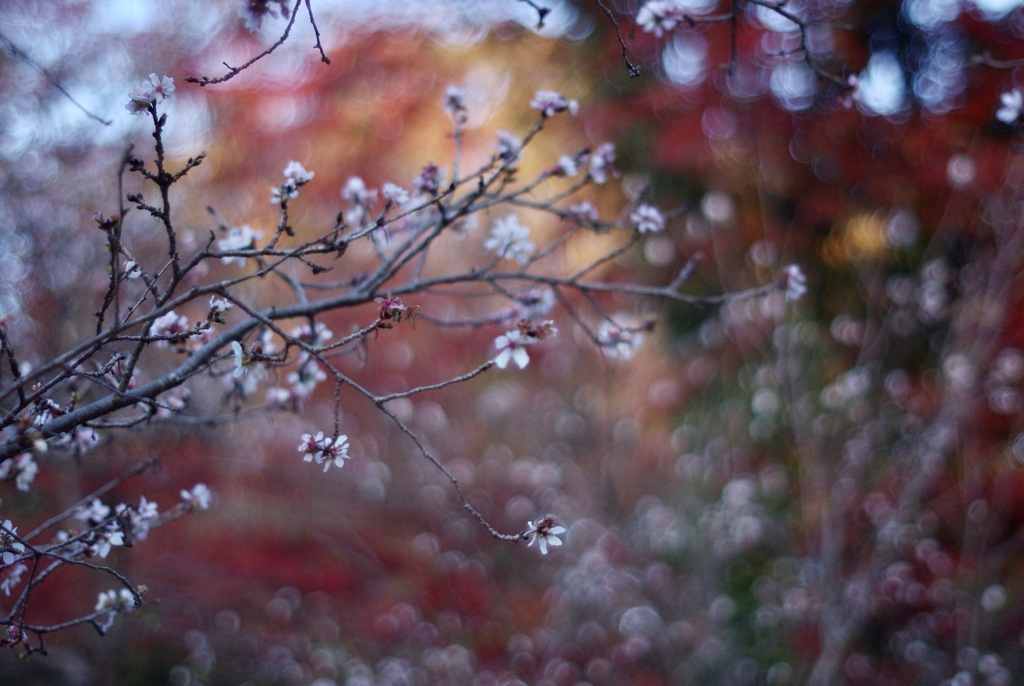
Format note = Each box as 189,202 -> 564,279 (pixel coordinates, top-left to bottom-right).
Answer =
0,33 -> 112,126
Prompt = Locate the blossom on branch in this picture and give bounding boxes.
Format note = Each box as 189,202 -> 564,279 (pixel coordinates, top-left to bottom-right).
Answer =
342,177 -> 377,230
0,563 -> 26,596
298,431 -> 326,455
91,527 -> 125,558
217,224 -> 262,265
270,186 -> 292,204
342,176 -> 377,206
271,161 -> 315,203
63,426 -> 100,454
443,85 -> 468,124
181,484 -> 213,510
567,200 -> 600,225
549,155 -> 578,177
526,515 -> 566,554
637,1 -> 686,37
495,130 -> 522,165
321,436 -> 350,472
147,73 -> 175,100
485,215 -> 534,265
75,498 -> 111,524
517,319 -> 558,342
1,520 -> 25,566
587,143 -> 618,184
116,497 -> 159,543
125,74 -> 174,115
298,432 -> 351,472
151,310 -> 189,347
413,163 -> 444,197
494,330 -> 535,370
286,360 -> 327,399
376,293 -> 419,331
530,90 -> 579,117
0,453 -> 38,492
125,87 -> 154,115
291,321 -> 333,346
382,182 -> 410,206
266,387 -> 291,405
598,321 -> 645,360
157,386 -> 191,417
782,264 -> 808,301
630,204 -> 666,234
284,161 -> 314,185
209,296 -> 231,316
95,588 -> 134,612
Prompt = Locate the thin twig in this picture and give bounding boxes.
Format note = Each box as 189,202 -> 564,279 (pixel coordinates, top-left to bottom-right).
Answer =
186,0 -> 304,86
594,0 -> 641,78
0,33 -> 112,125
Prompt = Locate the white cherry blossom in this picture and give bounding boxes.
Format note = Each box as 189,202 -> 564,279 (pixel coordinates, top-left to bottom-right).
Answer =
526,516 -> 567,554
494,330 -> 534,370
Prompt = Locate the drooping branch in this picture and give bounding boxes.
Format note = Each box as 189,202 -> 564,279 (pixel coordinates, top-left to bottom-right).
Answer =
186,0 -> 305,86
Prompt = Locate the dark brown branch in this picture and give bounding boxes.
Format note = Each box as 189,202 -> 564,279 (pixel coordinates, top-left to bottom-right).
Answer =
186,0 -> 304,86
303,0 -> 331,64
516,0 -> 551,29
594,0 -> 641,77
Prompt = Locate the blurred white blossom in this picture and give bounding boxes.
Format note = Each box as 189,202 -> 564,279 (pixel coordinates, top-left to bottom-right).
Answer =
996,88 -> 1022,124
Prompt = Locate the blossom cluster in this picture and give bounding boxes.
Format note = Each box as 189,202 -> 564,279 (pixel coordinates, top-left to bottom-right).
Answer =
413,163 -> 445,197
530,90 -> 579,117
270,161 -> 316,204
0,452 -> 38,491
298,432 -> 351,472
597,320 -> 646,360
636,1 -> 689,38
630,204 -> 666,234
1,484 -> 211,603
332,170 -> 433,236
217,224 -> 263,265
74,498 -> 129,557
284,361 -> 327,400
151,310 -> 190,346
586,142 -> 618,184
292,321 -> 333,346
485,215 -> 534,265
495,130 -> 522,165
227,324 -> 336,404
125,74 -> 175,115
95,587 -> 135,612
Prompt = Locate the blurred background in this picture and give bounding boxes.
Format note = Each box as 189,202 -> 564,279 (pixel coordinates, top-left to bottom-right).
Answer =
3,1 -> 1024,684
